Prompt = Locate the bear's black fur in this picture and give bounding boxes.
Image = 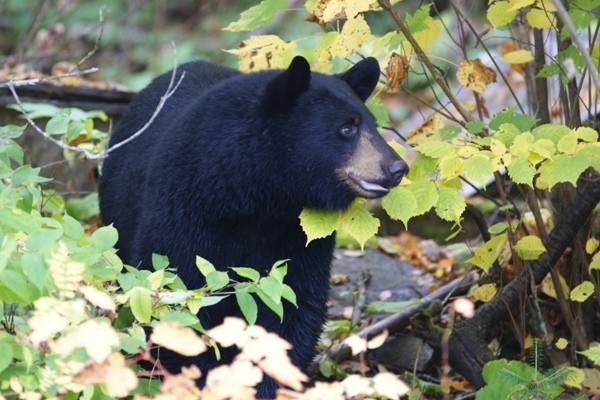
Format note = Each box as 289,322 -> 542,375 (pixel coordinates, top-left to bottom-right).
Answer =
99,56 -> 407,397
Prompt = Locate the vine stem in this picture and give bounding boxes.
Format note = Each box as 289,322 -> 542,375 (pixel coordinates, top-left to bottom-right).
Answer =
550,0 -> 600,91
377,0 -> 472,122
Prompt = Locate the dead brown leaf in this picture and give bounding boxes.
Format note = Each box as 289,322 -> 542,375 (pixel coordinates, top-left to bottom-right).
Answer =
385,52 -> 409,93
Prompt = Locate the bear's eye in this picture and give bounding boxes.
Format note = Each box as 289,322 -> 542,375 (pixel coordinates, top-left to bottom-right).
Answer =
338,124 -> 359,138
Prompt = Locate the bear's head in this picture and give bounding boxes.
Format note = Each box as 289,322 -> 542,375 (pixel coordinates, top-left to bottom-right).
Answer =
261,56 -> 408,211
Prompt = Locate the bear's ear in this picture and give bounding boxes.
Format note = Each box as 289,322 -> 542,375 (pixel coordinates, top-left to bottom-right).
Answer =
263,56 -> 311,112
339,57 -> 380,102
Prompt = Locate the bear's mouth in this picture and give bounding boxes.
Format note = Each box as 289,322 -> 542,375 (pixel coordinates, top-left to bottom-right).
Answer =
348,173 -> 390,197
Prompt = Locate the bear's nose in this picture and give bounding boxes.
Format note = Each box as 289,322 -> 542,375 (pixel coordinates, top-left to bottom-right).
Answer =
388,160 -> 409,184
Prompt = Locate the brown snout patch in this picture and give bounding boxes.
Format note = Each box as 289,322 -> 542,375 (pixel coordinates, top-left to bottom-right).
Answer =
336,131 -> 392,198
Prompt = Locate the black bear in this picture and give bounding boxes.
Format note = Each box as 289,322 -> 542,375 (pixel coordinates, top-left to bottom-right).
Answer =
99,56 -> 408,397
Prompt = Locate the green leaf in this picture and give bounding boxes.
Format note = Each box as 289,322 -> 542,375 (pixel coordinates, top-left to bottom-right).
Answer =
407,154 -> 437,180
299,208 -> 341,245
580,344 -> 600,366
557,132 -> 578,154
65,193 -> 99,220
224,0 -> 287,32
507,157 -> 535,187
281,283 -> 297,307
416,141 -> 454,159
463,154 -> 493,186
45,112 -> 71,134
532,124 -> 570,143
366,97 -> 390,128
488,222 -> 508,235
539,153 -> 590,188
493,123 -> 521,146
0,270 -> 34,303
231,267 -> 261,282
406,4 -> 431,33
256,289 -> 284,321
206,270 -> 229,291
235,289 -> 257,325
21,253 -> 48,292
0,341 -> 13,374
465,121 -> 485,134
90,225 -> 119,252
570,281 -> 594,302
382,186 -> 418,227
25,228 -> 63,251
487,1 -> 517,28
489,108 -> 537,132
439,153 -> 464,180
12,165 -> 50,186
434,187 -> 466,222
0,124 -> 26,139
467,233 -> 508,270
259,276 -> 283,304
339,201 -> 380,250
407,180 -> 438,216
62,214 -> 84,239
196,256 -> 216,276
514,235 -> 546,260
129,287 -> 152,323
152,254 -> 170,270
439,125 -> 462,140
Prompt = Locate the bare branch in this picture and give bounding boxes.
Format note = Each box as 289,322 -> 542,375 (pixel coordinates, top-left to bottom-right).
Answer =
0,67 -> 99,89
70,6 -> 106,72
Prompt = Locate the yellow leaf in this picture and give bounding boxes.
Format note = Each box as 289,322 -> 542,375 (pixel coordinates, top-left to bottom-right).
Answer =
487,1 -> 517,28
402,17 -> 441,55
563,367 -> 585,389
467,234 -> 508,270
500,49 -> 534,64
526,8 -> 556,29
80,286 -> 116,313
473,283 -> 497,302
571,281 -> 594,302
508,0 -> 535,11
226,35 -> 296,72
557,132 -> 578,155
372,372 -> 410,398
490,138 -> 507,157
540,272 -> 569,300
514,235 -> 546,260
406,113 -> 443,144
439,153 -> 464,180
330,14 -> 374,59
535,0 -> 556,12
321,0 -> 374,23
586,238 -> 599,255
151,322 -> 207,356
555,337 -> 569,350
456,59 -> 497,93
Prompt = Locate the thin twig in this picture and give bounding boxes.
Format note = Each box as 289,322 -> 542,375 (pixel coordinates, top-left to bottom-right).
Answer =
70,6 -> 106,72
0,67 -> 99,88
550,0 -> 600,91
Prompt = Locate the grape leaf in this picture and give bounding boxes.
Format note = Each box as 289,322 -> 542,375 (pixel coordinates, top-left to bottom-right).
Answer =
382,187 -> 418,227
340,200 -> 380,250
299,208 -> 341,245
434,186 -> 466,222
507,157 -> 535,187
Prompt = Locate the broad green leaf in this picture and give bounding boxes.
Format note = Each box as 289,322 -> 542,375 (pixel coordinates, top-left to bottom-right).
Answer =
538,153 -> 589,188
25,228 -> 63,251
62,214 -> 84,239
465,121 -> 485,134
45,112 -> 71,134
0,270 -> 33,303
387,140 -> 406,158
463,154 -> 493,186
196,256 -> 216,276
514,235 -> 546,260
206,270 -> 229,291
507,157 -> 535,187
224,0 -> 286,32
90,225 -> 118,252
574,127 -> 598,142
231,267 -> 261,282
21,253 -> 48,292
439,153 -> 464,180
382,187 -> 418,227
299,208 -> 341,245
235,289 -> 257,325
407,154 -> 437,180
0,124 -> 25,139
281,284 -> 297,307
487,1 -> 517,27
407,180 -> 438,216
259,276 -> 282,304
532,123 -> 570,143
488,222 -> 508,235
580,344 -> 600,366
416,141 -> 454,159
0,341 -> 13,374
489,108 -> 537,132
256,289 -> 284,321
440,125 -> 462,140
366,98 -> 390,128
339,201 -> 380,250
152,254 -> 170,270
12,165 -> 50,186
467,233 -> 508,270
570,281 -> 594,302
434,187 -> 466,222
129,287 -> 152,323
493,123 -> 521,146
65,193 -> 99,220
557,132 -> 578,154
199,295 -> 227,309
